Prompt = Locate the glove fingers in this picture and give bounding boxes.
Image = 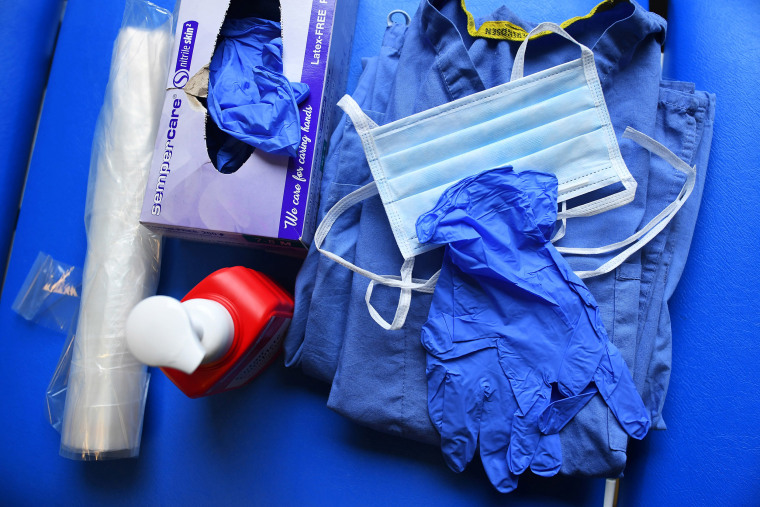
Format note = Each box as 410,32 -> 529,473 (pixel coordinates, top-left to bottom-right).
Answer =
529,433 -> 562,477
291,81 -> 310,104
437,368 -> 485,472
508,396 -> 546,475
556,309 -> 605,397
478,385 -> 519,493
426,363 -> 447,433
594,343 -> 651,440
538,385 -> 597,434
421,314 -> 455,355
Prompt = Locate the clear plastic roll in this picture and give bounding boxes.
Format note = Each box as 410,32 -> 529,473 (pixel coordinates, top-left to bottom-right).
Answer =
59,0 -> 173,460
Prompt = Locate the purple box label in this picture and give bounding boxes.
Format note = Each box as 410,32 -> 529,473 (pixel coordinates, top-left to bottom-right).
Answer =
279,2 -> 334,240
173,21 -> 198,88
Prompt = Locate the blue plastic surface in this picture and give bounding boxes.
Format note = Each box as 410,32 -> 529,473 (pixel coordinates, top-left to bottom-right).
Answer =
0,0 -> 65,291
4,0 -> 759,505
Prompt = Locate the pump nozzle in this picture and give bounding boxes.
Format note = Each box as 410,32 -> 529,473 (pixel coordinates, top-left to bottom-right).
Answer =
126,295 -> 235,374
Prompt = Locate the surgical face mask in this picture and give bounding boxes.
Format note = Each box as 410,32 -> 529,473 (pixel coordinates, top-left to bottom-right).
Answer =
339,22 -> 635,261
315,22 -> 694,330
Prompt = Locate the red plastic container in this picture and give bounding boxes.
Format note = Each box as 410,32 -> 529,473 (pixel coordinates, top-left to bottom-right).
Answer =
163,267 -> 294,398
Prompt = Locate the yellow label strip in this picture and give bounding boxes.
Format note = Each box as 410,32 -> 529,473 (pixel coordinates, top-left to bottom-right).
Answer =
461,0 -> 627,41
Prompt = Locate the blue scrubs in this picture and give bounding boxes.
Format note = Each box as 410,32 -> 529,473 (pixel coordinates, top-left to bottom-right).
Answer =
285,0 -> 716,477
633,82 -> 715,429
284,21 -> 408,383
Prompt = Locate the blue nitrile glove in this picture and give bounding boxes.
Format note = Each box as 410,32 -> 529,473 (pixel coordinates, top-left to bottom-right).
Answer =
207,17 -> 309,171
416,166 -> 650,481
418,166 -> 566,492
423,338 -> 562,493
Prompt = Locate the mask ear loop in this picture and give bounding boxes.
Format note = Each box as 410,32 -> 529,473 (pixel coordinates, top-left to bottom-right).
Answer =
365,260 -> 441,330
560,127 -> 697,279
365,258 -> 414,330
365,260 -> 440,330
551,201 -> 567,243
317,93 -> 442,329
313,181 -> 439,330
511,22 -> 594,82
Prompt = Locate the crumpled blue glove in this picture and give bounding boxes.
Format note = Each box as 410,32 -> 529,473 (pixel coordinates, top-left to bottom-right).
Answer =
207,17 -> 309,171
418,166 -> 566,492
422,293 -> 564,493
416,166 -> 650,487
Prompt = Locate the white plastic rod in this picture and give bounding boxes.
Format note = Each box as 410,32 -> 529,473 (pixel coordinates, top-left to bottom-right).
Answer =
603,478 -> 619,507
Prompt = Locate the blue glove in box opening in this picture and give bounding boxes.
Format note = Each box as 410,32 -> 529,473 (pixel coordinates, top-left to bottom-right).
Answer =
139,0 -> 358,253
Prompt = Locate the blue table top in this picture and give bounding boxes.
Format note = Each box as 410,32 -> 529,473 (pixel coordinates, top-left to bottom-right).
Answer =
1,0 -> 758,505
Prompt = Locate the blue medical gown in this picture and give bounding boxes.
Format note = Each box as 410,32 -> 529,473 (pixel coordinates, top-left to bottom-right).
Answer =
283,21 -> 408,383
284,0 -> 716,478
207,17 -> 309,172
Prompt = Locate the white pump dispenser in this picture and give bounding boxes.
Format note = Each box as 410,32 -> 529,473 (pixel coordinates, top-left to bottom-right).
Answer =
126,295 -> 235,374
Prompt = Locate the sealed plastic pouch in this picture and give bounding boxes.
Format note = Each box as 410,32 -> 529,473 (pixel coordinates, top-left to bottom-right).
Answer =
12,252 -> 82,334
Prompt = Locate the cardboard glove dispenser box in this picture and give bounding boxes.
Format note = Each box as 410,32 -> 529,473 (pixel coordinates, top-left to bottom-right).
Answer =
140,0 -> 358,253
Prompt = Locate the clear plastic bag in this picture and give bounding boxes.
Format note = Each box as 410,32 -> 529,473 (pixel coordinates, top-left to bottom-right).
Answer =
57,0 -> 173,461
12,252 -> 82,334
